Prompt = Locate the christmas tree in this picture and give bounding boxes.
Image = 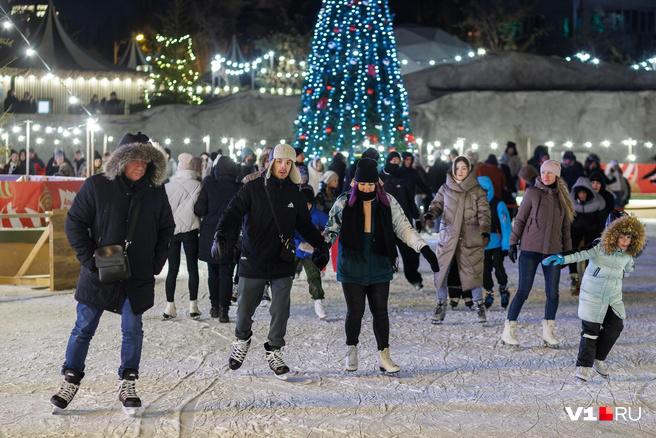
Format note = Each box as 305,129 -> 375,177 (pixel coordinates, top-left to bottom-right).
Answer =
293,0 -> 414,158
145,34 -> 203,107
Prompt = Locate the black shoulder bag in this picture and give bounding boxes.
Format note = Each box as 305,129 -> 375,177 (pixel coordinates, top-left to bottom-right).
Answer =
93,201 -> 142,284
263,183 -> 296,263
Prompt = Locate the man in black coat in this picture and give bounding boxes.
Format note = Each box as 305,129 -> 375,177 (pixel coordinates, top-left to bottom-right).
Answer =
380,151 -> 424,289
561,151 -> 584,190
194,156 -> 242,322
51,133 -> 175,414
216,144 -> 329,379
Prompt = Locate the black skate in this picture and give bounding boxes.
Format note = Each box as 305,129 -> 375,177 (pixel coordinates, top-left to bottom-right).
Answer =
431,301 -> 446,324
265,342 -> 290,380
50,369 -> 82,413
229,337 -> 251,370
499,285 -> 510,309
484,290 -> 494,309
118,371 -> 142,416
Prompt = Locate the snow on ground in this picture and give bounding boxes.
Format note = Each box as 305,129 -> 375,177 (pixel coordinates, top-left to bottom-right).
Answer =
1,222 -> 655,437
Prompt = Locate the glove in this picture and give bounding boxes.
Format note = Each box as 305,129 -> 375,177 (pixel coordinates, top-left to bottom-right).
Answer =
509,244 -> 518,263
312,241 -> 330,271
211,239 -> 221,260
501,249 -> 509,257
420,246 -> 439,272
542,254 -> 565,266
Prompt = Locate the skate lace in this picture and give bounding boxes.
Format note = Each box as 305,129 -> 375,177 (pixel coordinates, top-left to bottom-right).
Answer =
119,380 -> 138,400
267,349 -> 287,370
57,381 -> 78,402
230,339 -> 250,363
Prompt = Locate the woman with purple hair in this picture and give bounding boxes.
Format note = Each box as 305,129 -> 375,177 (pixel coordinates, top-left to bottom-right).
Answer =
324,158 -> 439,374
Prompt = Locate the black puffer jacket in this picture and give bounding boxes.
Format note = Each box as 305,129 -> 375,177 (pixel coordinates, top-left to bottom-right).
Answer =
380,154 -> 418,221
217,174 -> 323,279
194,156 -> 241,263
65,142 -> 175,315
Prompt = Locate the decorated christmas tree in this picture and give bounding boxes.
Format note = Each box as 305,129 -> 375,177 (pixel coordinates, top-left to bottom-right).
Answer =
145,34 -> 203,107
293,0 -> 414,158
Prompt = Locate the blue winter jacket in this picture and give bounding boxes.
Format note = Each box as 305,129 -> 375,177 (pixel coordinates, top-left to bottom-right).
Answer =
477,176 -> 511,251
294,206 -> 328,259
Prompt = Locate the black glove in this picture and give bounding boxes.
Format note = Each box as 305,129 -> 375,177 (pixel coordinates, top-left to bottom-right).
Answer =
420,246 -> 439,272
312,241 -> 330,270
509,244 -> 518,264
211,239 -> 221,260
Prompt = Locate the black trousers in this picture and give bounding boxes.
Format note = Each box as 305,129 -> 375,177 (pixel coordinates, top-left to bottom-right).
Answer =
207,262 -> 235,309
342,282 -> 390,351
483,248 -> 508,291
165,230 -> 199,302
396,237 -> 422,285
576,307 -> 624,367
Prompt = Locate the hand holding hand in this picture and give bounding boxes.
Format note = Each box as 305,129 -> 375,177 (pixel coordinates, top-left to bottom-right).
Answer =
509,244 -> 518,263
420,246 -> 439,272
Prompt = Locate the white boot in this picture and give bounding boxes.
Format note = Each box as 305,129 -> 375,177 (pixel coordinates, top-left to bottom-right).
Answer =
162,302 -> 176,320
314,299 -> 327,320
593,359 -> 609,378
345,345 -> 358,372
542,320 -> 560,348
501,320 -> 519,346
575,366 -> 593,382
378,348 -> 400,374
189,300 -> 201,320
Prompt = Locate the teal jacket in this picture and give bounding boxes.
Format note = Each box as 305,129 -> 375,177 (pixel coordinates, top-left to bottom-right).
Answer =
325,193 -> 427,286
563,243 -> 634,323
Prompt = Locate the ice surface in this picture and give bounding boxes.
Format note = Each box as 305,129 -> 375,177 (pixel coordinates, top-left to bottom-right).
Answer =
1,223 -> 655,437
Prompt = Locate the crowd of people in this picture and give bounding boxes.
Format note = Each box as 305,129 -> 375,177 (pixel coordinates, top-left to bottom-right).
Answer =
3,89 -> 125,115
47,135 -> 648,415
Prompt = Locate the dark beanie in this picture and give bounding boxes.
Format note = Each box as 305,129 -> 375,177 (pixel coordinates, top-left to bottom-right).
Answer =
401,151 -> 413,160
361,147 -> 380,161
485,154 -> 498,165
118,131 -> 149,147
294,147 -> 304,156
354,158 -> 379,183
300,186 -> 315,204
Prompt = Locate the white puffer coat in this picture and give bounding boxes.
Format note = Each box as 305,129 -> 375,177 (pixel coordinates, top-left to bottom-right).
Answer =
165,169 -> 202,235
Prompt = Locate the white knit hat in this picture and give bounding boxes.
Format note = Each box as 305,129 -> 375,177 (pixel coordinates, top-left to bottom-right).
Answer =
265,144 -> 301,184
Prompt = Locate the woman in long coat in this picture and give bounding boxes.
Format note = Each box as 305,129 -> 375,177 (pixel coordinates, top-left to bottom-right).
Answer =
425,156 -> 491,324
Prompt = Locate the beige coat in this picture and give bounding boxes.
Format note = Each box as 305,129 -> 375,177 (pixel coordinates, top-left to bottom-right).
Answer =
428,171 -> 491,291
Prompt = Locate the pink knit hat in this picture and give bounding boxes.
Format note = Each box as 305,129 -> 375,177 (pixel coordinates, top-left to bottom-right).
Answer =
540,159 -> 561,177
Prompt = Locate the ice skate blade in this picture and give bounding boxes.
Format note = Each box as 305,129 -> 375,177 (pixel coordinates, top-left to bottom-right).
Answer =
430,320 -> 444,325
122,406 -> 142,416
500,340 -> 520,348
51,406 -> 64,415
274,373 -> 289,381
345,367 -> 357,372
379,367 -> 400,375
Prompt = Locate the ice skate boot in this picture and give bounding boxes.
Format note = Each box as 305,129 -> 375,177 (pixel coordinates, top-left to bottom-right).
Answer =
265,342 -> 290,380
228,337 -> 251,370
378,348 -> 400,374
500,320 -> 520,347
345,345 -> 358,372
50,369 -> 82,413
431,301 -> 446,324
118,371 -> 141,416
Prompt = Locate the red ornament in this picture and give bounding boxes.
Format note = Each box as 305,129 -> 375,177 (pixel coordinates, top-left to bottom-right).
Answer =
349,25 -> 357,32
397,125 -> 405,131
333,27 -> 340,33
326,85 -> 334,91
367,134 -> 379,144
316,97 -> 329,110
325,126 -> 333,134
367,64 -> 376,77
306,88 -> 314,95
353,124 -> 361,131
299,134 -> 308,141
366,88 -> 375,95
405,133 -> 416,143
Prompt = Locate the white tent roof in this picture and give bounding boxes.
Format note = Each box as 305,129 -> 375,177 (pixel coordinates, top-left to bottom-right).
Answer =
395,25 -> 472,75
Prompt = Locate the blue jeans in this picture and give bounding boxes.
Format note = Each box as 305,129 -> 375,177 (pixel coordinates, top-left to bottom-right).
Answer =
62,299 -> 143,378
507,251 -> 561,321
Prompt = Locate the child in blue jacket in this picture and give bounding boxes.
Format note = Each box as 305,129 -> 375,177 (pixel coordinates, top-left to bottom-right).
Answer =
477,176 -> 512,309
295,186 -> 329,319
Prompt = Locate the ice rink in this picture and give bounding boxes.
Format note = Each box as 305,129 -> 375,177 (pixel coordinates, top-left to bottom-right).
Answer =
1,222 -> 655,437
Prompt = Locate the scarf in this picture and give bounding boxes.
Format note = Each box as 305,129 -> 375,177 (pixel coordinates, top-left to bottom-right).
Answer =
339,196 -> 396,263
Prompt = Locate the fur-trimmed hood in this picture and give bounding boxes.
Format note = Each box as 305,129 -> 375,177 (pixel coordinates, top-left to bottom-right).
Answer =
602,215 -> 646,257
104,142 -> 168,186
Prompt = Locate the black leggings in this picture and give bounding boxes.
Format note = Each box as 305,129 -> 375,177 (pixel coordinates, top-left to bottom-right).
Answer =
165,230 -> 199,302
577,306 -> 624,367
207,262 -> 235,309
342,282 -> 390,351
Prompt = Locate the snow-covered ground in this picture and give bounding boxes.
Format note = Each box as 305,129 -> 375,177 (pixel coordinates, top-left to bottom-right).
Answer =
1,223 -> 655,437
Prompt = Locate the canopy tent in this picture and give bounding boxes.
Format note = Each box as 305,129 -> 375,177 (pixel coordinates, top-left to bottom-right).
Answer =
395,25 -> 472,75
1,0 -> 113,71
117,39 -> 150,71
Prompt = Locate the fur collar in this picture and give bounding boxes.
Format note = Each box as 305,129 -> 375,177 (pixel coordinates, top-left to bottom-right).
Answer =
602,215 -> 646,257
104,142 -> 168,186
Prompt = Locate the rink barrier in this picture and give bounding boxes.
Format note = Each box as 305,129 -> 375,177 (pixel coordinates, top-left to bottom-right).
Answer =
0,209 -> 79,290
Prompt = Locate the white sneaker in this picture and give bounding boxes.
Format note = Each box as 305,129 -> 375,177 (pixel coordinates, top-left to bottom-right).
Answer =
314,299 -> 327,319
345,345 -> 358,372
